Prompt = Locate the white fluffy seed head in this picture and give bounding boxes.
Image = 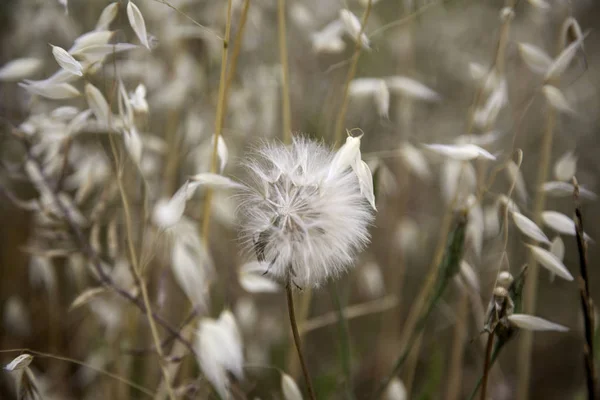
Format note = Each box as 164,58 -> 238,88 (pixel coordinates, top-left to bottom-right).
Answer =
238,137 -> 374,288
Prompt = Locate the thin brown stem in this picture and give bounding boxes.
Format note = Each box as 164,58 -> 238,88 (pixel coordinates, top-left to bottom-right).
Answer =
333,0 -> 372,145
574,179 -> 597,400
480,332 -> 495,400
109,123 -> 176,400
202,0 -> 233,240
286,283 -> 317,400
445,289 -> 469,400
277,0 -> 292,144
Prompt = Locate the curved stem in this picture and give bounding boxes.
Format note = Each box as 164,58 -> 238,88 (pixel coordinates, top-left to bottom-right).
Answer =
286,283 -> 317,400
333,0 -> 372,145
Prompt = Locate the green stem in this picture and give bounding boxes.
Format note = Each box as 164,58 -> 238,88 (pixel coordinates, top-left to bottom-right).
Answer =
330,282 -> 356,400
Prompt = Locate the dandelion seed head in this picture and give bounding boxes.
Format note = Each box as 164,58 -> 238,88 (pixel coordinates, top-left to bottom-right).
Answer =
239,136 -> 374,288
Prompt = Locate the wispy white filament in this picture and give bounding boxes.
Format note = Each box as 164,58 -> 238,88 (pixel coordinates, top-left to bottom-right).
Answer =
239,136 -> 374,288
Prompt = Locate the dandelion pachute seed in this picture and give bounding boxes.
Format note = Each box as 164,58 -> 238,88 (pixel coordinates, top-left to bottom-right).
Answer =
239,136 -> 374,288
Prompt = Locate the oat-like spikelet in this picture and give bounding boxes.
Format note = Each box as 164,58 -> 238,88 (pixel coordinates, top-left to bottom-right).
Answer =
239,136 -> 374,288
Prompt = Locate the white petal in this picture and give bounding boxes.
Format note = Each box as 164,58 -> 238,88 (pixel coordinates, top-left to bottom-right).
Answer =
441,160 -> 477,203
374,80 -> 390,118
349,78 -> 382,96
69,31 -> 115,54
460,260 -> 480,292
528,0 -> 550,9
385,76 -> 441,101
124,127 -> 142,166
507,314 -> 568,332
541,181 -> 597,200
96,2 -> 119,31
188,173 -> 244,190
505,161 -> 528,203
19,82 -> 80,99
423,143 -> 495,161
4,354 -> 33,371
512,212 -> 550,244
543,85 -> 575,115
72,43 -> 141,60
311,20 -> 346,53
545,34 -> 586,81
85,83 -> 110,125
127,1 -> 150,49
518,43 -> 552,74
282,374 -> 304,400
358,262 -> 385,298
550,236 -> 565,261
473,79 -> 507,128
354,160 -> 376,210
51,45 -> 83,76
399,143 -> 431,181
0,58 -> 43,81
339,9 -> 370,49
211,135 -> 228,173
172,240 -> 211,309
384,378 -> 407,400
527,244 -> 574,281
329,135 -> 362,178
541,210 -> 592,241
239,262 -> 281,293
554,151 -> 577,181
151,183 -> 189,229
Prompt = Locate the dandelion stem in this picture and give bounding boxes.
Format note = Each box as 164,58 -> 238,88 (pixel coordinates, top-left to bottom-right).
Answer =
480,332 -> 495,400
573,178 -> 598,400
286,283 -> 317,400
333,0 -> 372,145
277,0 -> 292,144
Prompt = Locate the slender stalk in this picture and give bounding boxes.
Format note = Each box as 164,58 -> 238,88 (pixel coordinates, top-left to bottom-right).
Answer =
333,0 -> 373,145
109,132 -> 177,400
223,0 -> 250,100
277,0 -> 292,144
202,0 -> 233,240
330,282 -> 355,400
403,331 -> 423,396
286,283 -> 317,400
445,289 -> 469,400
480,332 -> 495,400
516,100 -> 556,400
573,179 -> 597,400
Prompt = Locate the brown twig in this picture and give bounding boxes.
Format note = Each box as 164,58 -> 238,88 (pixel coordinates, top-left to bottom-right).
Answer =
573,177 -> 598,400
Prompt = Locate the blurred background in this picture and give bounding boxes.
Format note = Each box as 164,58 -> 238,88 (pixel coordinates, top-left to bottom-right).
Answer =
1,0 -> 599,399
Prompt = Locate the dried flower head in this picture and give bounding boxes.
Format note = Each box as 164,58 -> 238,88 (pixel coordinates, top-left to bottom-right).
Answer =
238,136 -> 375,288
